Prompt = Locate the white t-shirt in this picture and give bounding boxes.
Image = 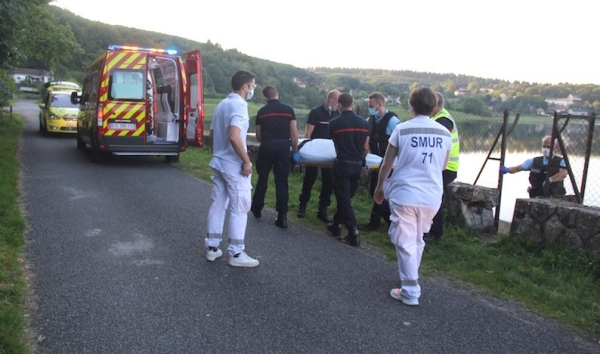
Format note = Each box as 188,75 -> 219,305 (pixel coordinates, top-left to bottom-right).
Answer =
209,93 -> 249,175
384,115 -> 452,207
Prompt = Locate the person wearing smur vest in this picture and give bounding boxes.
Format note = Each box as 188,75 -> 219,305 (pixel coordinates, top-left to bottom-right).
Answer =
427,91 -> 459,241
374,86 -> 452,305
327,93 -> 370,247
359,92 -> 400,232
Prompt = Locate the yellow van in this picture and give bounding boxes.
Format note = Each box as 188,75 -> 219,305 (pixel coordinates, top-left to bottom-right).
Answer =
39,81 -> 81,136
71,44 -> 204,163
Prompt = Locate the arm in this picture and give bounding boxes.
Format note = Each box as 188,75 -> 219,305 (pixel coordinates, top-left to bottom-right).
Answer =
549,168 -> 568,183
506,165 -> 524,174
363,136 -> 370,159
255,125 -> 262,143
304,124 -> 315,139
290,120 -> 299,153
228,125 -> 252,176
373,144 -> 398,205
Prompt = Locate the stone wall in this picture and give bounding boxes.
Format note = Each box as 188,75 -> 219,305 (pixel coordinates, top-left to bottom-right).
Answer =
445,182 -> 499,234
510,198 -> 600,252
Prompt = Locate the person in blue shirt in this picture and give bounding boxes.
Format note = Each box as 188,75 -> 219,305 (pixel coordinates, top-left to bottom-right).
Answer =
359,92 -> 399,232
500,135 -> 568,198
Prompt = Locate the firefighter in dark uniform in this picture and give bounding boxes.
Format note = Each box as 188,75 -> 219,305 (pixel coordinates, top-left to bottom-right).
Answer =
359,92 -> 400,231
297,90 -> 341,223
327,93 -> 370,246
251,85 -> 300,228
501,135 -> 568,198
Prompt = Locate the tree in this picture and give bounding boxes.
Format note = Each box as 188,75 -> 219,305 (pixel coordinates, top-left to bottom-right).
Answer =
460,96 -> 493,117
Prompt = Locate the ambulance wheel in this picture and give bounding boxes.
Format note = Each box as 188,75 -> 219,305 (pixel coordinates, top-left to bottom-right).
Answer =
165,154 -> 179,163
76,134 -> 86,150
90,136 -> 106,163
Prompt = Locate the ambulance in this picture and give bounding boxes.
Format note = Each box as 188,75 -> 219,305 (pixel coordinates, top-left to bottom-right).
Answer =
72,44 -> 204,163
39,81 -> 81,136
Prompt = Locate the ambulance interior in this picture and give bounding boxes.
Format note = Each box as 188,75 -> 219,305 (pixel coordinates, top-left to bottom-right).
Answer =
147,56 -> 180,144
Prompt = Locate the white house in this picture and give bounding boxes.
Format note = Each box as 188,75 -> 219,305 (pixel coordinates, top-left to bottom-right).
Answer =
9,68 -> 53,84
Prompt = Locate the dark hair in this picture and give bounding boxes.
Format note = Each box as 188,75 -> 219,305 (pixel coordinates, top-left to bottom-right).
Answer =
337,93 -> 353,109
408,86 -> 436,116
231,70 -> 256,91
262,85 -> 277,99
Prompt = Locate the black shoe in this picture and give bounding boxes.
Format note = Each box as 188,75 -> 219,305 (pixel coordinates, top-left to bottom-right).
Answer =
343,228 -> 360,247
297,203 -> 307,218
327,223 -> 342,238
358,223 -> 379,232
423,233 -> 441,242
251,208 -> 261,218
275,212 -> 288,229
317,207 -> 331,223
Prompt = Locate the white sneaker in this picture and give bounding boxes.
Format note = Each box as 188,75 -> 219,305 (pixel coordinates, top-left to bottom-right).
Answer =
206,247 -> 223,261
228,252 -> 259,268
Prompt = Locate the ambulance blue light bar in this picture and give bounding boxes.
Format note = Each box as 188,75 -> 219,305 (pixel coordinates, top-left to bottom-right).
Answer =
107,44 -> 177,55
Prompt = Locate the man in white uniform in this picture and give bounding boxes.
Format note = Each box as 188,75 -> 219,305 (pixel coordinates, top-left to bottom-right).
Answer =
205,70 -> 259,267
374,86 -> 452,305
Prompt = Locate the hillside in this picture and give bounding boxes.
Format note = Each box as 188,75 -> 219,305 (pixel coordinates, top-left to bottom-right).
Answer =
31,6 -> 600,113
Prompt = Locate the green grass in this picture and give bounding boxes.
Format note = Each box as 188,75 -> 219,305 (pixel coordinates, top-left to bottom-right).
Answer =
0,110 -> 30,354
176,145 -> 600,341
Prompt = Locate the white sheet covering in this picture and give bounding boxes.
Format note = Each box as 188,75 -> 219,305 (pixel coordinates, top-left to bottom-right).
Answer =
298,138 -> 382,169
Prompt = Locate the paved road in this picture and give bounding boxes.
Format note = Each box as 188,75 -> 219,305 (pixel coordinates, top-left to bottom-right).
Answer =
15,100 -> 597,353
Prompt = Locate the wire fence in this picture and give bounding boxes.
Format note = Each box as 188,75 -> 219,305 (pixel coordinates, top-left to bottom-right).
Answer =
449,110 -> 600,208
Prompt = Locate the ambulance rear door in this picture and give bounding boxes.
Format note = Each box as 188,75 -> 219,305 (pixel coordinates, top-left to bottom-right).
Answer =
184,50 -> 203,147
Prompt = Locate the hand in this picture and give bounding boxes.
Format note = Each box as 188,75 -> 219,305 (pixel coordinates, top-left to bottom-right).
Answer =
500,166 -> 510,175
292,152 -> 301,165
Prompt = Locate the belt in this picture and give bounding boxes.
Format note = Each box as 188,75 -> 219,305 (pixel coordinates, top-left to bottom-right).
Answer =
335,159 -> 363,165
263,138 -> 290,142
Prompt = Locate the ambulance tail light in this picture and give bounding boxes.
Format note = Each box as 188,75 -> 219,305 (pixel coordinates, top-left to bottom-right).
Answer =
97,103 -> 104,128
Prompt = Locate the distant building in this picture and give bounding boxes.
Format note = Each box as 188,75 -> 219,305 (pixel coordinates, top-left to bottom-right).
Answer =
545,94 -> 582,107
9,68 -> 53,84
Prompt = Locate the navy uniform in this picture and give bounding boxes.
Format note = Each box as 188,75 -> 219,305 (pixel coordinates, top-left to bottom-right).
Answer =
251,98 -> 296,225
328,110 -> 369,246
363,110 -> 399,230
297,105 -> 340,220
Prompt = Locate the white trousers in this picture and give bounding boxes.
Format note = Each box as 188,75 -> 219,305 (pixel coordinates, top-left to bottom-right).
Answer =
388,203 -> 439,299
205,168 -> 252,256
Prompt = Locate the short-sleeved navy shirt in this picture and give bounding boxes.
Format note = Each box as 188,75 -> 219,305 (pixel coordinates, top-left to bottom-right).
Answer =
306,105 -> 340,139
329,111 -> 369,161
255,99 -> 296,140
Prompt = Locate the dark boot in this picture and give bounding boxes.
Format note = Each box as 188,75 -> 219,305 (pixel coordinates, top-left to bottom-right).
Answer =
327,223 -> 343,239
275,211 -> 288,229
297,202 -> 307,218
317,205 -> 331,223
344,227 -> 360,247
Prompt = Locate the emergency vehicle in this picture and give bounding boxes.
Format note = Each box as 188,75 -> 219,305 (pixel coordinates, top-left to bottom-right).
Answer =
39,81 -> 81,136
71,44 -> 204,163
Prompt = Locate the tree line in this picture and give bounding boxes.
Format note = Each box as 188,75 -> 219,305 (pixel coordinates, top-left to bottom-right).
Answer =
2,1 -> 599,116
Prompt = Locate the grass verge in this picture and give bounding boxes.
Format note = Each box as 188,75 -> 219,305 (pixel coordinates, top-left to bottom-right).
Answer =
176,145 -> 600,341
0,110 -> 29,353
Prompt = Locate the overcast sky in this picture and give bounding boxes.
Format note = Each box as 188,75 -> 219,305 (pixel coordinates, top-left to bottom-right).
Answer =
51,0 -> 598,85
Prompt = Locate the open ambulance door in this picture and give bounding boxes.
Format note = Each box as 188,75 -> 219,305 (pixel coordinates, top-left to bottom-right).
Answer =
185,50 -> 204,147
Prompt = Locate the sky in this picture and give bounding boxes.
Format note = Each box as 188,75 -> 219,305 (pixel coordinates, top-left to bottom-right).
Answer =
50,0 -> 598,85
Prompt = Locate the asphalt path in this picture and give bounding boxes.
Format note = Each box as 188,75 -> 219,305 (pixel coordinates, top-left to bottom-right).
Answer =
15,100 -> 597,353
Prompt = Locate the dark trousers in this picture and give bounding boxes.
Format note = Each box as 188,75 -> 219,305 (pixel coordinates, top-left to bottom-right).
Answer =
252,140 -> 291,213
332,160 -> 362,230
430,169 -> 457,237
299,165 -> 333,208
367,169 -> 391,226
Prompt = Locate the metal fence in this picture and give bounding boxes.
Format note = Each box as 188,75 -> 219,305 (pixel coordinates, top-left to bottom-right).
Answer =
450,110 -> 599,223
